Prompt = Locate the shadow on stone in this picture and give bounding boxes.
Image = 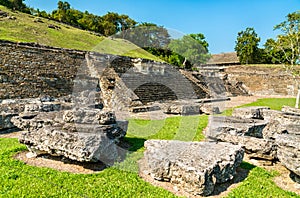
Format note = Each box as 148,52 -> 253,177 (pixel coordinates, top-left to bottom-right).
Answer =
211,161 -> 255,196
0,127 -> 21,135
290,172 -> 300,184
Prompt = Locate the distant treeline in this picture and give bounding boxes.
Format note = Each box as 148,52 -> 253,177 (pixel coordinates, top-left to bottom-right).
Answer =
0,0 -> 137,37
0,0 -> 211,68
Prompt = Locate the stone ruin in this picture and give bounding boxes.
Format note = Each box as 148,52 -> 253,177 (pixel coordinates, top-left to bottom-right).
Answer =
0,93 -> 128,165
2,40 -> 300,196
139,105 -> 300,196
139,140 -> 244,196
206,105 -> 300,182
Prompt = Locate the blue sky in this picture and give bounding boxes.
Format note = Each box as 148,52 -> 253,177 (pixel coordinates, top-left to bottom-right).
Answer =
24,0 -> 299,54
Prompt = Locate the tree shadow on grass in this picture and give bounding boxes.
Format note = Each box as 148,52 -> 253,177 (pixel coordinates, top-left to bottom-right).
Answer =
119,137 -> 146,152
210,161 -> 256,196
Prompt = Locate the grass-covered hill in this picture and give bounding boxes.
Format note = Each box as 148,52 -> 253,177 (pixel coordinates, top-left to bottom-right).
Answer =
0,5 -> 159,60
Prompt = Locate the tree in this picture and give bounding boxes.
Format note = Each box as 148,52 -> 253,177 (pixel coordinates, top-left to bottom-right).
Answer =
168,33 -> 210,68
116,23 -> 170,48
273,11 -> 300,67
52,1 -> 71,22
272,11 -> 300,108
264,38 -> 288,64
0,0 -> 11,7
234,27 -> 260,64
0,0 -> 28,12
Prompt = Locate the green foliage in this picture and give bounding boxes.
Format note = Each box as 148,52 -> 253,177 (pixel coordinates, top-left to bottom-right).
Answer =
240,97 -> 296,110
0,0 -> 138,37
234,27 -> 261,64
49,2 -> 137,37
0,0 -> 29,13
272,11 -> 300,67
168,33 -> 210,68
117,23 -> 171,48
143,47 -> 185,67
264,38 -> 288,64
127,115 -> 207,141
117,25 -> 211,69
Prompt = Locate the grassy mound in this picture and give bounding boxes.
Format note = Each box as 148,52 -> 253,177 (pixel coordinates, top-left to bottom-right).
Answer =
0,5 -> 159,60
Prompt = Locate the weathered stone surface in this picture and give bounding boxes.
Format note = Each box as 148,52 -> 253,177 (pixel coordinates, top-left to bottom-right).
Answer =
282,105 -> 300,116
225,66 -> 300,96
24,102 -> 62,113
262,109 -> 300,125
232,106 -> 270,119
62,108 -> 116,125
140,140 -> 244,196
284,124 -> 300,135
0,99 -> 35,131
12,109 -> 127,164
205,116 -> 275,160
206,116 -> 268,139
275,134 -> 300,177
163,102 -> 201,115
130,105 -> 161,113
200,105 -> 221,115
262,120 -> 288,139
0,113 -> 18,131
214,133 -> 277,160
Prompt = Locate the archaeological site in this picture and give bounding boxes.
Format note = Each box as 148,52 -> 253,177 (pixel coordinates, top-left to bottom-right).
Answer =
1,40 -> 300,197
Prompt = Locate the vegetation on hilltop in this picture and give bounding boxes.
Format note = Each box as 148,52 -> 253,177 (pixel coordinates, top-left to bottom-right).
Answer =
0,0 -> 211,68
0,5 -> 160,60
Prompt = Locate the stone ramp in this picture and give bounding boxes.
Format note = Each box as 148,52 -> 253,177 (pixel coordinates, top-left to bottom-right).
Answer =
139,140 -> 244,196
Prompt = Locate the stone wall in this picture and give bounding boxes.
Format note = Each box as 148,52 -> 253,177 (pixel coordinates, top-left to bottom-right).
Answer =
0,40 -> 208,103
2,40 -> 294,103
0,40 -> 86,99
225,66 -> 300,96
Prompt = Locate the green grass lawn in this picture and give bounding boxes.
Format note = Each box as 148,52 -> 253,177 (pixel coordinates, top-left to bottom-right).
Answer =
222,97 -> 297,116
0,6 -> 160,61
0,98 -> 299,197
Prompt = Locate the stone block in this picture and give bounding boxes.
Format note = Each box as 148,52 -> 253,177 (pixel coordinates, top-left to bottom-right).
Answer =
262,109 -> 300,125
275,134 -> 300,177
232,106 -> 270,119
140,140 -> 244,196
163,102 -> 201,115
12,109 -> 127,164
206,116 -> 268,139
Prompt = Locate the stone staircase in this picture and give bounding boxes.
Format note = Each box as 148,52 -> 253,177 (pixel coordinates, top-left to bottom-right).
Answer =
119,66 -> 205,104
